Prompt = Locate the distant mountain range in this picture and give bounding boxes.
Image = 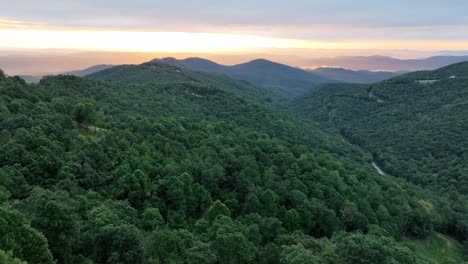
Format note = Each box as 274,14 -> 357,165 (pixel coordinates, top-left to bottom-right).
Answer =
153,57 -> 330,97
3,53 -> 468,76
58,55 -> 468,91
307,55 -> 468,71
83,58 -> 408,104
152,57 -> 408,86
65,55 -> 468,80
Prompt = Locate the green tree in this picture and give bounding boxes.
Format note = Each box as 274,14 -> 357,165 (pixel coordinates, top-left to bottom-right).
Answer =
280,244 -> 320,264
94,224 -> 145,264
17,188 -> 78,264
334,233 -> 415,264
260,189 -> 279,217
141,207 -> 163,231
0,208 -> 53,264
0,249 -> 27,264
284,209 -> 301,231
207,200 -> 231,224
145,228 -> 199,263
210,216 -> 258,264
117,169 -> 152,207
243,193 -> 262,214
184,241 -> 217,264
74,102 -> 96,127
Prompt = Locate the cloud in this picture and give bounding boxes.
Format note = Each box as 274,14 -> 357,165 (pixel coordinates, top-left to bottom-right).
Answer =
0,18 -> 49,30
2,0 -> 468,29
1,1 -> 468,57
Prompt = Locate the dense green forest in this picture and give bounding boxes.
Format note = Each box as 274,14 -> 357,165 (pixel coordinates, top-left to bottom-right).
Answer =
291,63 -> 468,255
0,63 -> 466,264
291,62 -> 468,193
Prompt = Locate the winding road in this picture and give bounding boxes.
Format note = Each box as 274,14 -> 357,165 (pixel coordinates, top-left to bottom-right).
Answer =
372,162 -> 385,176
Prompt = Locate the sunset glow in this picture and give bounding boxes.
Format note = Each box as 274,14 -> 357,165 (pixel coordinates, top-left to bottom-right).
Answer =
2,27 -> 468,53
1,1 -> 468,75
0,29 -> 306,53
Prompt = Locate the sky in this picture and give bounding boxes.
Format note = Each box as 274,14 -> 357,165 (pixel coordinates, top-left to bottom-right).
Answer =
1,0 -> 468,75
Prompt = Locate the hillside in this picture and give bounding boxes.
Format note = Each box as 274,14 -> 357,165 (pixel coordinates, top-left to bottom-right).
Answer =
87,61 -> 288,103
292,63 -> 468,242
154,57 -> 331,97
1,68 -> 464,263
310,67 -> 400,83
292,62 -> 468,192
404,233 -> 465,264
391,61 -> 468,81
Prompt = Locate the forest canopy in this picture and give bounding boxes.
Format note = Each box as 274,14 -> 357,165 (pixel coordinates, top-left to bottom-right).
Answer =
0,62 -> 466,264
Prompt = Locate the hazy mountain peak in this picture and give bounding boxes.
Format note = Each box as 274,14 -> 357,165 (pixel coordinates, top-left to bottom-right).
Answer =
64,64 -> 115,77
153,57 -> 178,63
245,58 -> 275,64
310,67 -> 400,83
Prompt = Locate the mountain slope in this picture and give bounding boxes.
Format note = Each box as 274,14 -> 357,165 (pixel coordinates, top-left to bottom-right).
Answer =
292,62 -> 468,193
310,67 -> 401,83
291,62 -> 468,243
391,60 -> 468,81
1,68 -> 464,263
154,57 -> 331,97
87,61 -> 287,103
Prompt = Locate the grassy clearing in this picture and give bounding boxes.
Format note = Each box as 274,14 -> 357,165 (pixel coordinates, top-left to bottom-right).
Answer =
78,126 -> 108,140
403,233 -> 465,264
416,80 -> 439,85
88,125 -> 108,132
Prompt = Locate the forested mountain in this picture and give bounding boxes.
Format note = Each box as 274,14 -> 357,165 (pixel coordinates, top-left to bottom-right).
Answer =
291,62 -> 468,245
292,62 -> 468,193
154,57 -> 330,97
309,67 -> 400,83
87,61 -> 288,103
1,67 -> 465,263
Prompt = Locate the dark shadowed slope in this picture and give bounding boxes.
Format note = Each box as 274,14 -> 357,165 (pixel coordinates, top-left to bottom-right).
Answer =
154,57 -> 331,97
